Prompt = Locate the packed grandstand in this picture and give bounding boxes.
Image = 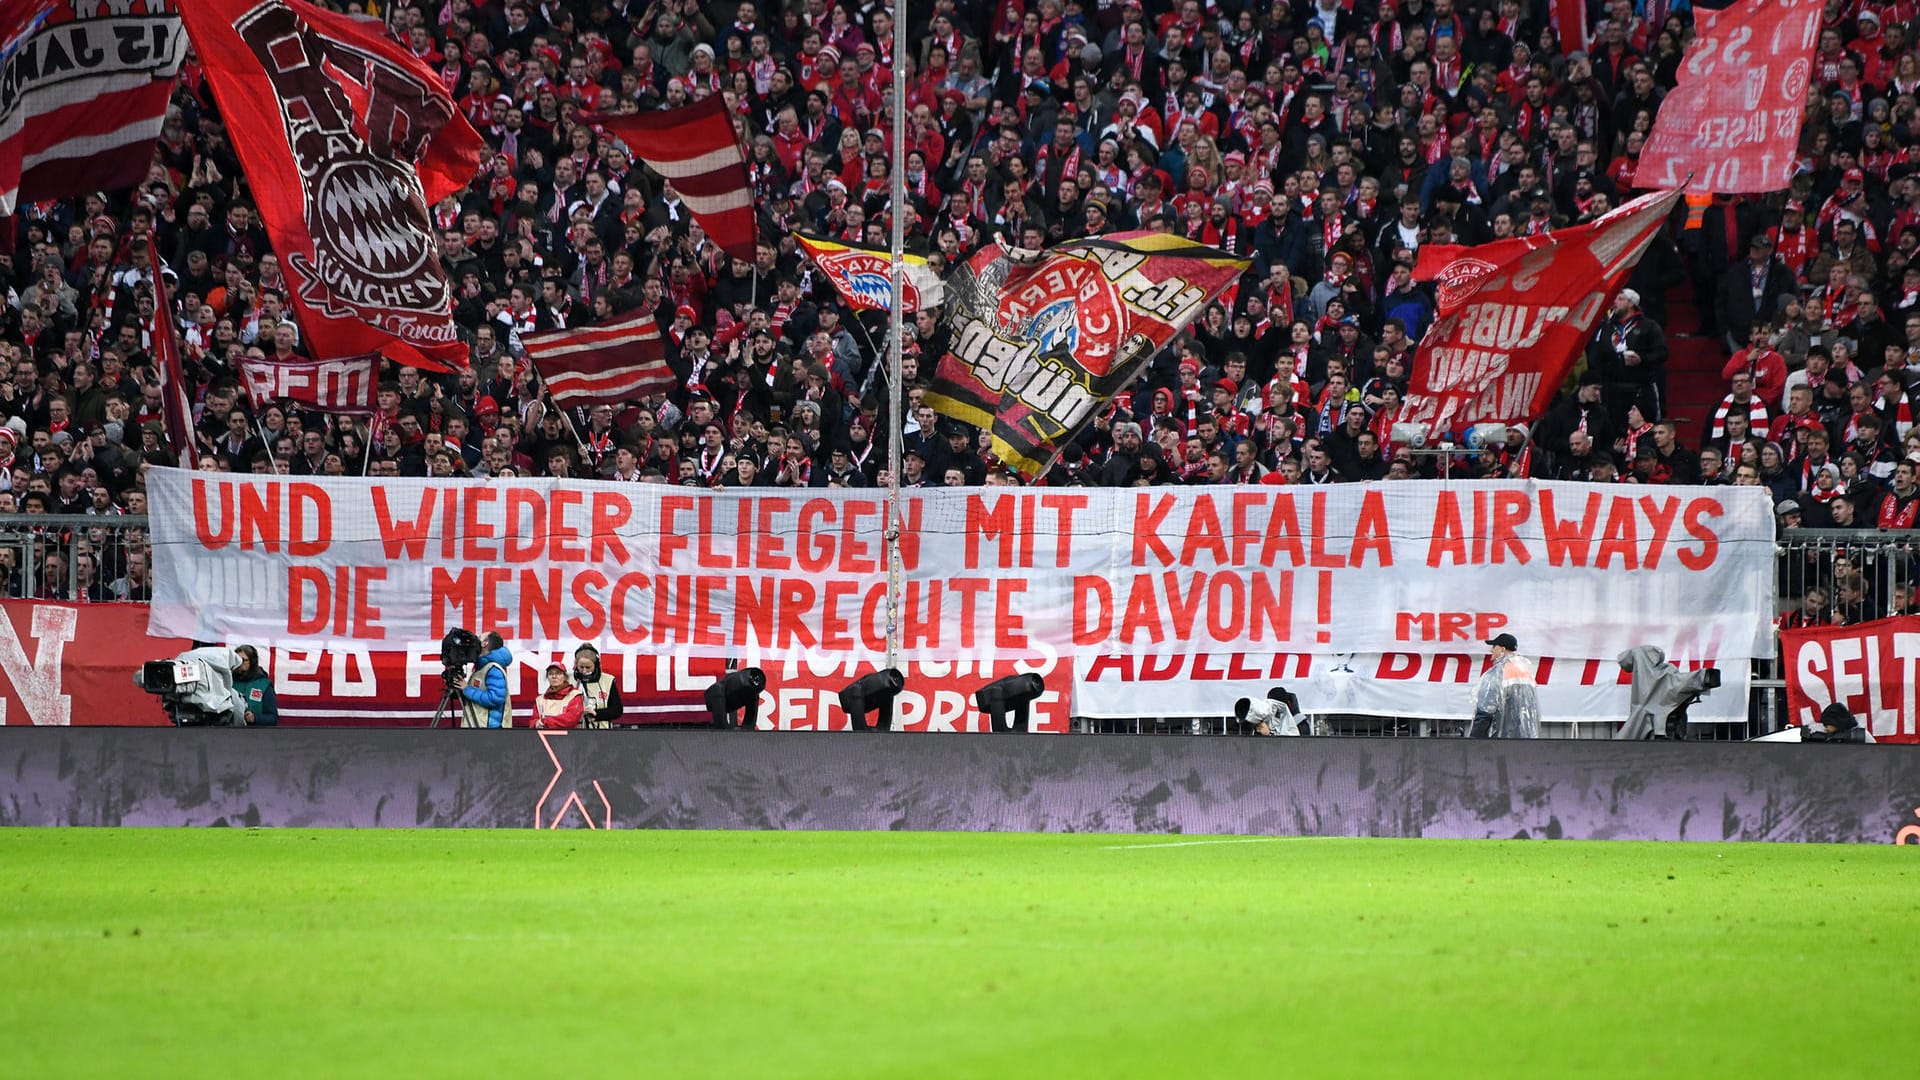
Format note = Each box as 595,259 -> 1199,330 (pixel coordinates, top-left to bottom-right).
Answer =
0,0 -> 1912,666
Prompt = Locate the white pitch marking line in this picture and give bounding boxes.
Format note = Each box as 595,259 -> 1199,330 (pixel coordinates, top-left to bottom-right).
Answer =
1099,837 -> 1291,850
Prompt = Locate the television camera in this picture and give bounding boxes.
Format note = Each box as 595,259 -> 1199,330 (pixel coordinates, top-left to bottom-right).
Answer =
430,628 -> 485,728
1617,646 -> 1721,739
1234,687 -> 1307,736
135,647 -> 248,726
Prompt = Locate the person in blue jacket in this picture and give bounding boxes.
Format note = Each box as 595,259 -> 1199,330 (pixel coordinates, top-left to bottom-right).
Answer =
459,633 -> 514,728
231,645 -> 278,727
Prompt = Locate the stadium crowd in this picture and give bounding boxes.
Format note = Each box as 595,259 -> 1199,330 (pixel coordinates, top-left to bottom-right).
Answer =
5,0 -> 1920,615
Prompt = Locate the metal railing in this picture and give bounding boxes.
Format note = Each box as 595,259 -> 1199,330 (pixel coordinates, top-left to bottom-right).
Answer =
0,513 -> 153,604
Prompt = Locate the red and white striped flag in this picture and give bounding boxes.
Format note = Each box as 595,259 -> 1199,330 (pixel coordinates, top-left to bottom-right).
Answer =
586,98 -> 756,263
0,2 -> 185,218
522,312 -> 674,410
148,268 -> 198,464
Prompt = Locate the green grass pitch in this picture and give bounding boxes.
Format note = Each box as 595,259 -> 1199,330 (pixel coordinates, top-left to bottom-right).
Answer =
2,830 -> 1914,1077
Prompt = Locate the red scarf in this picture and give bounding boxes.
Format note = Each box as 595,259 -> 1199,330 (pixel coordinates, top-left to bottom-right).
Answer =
1880,490 -> 1920,529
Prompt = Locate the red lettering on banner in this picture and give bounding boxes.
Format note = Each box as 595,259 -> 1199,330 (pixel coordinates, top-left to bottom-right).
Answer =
1162,572 -> 1206,639
1677,499 -> 1721,570
994,580 -> 1029,650
821,580 -> 856,651
1121,575 -> 1164,644
1639,495 -> 1679,569
1041,493 -> 1087,567
1183,497 -> 1229,564
1596,497 -> 1639,570
352,568 -> 385,639
778,579 -> 818,649
1250,572 -> 1292,642
859,584 -> 887,652
659,496 -> 692,566
951,578 -> 991,648
240,484 -> 279,552
797,500 -> 834,572
431,567 -> 475,637
840,501 -> 876,573
1428,492 -> 1466,566
568,570 -> 608,639
696,500 -> 728,568
505,489 -> 546,563
289,485 -> 329,555
734,576 -> 773,647
693,577 -> 726,646
902,580 -> 941,650
1073,576 -> 1113,644
755,497 -> 791,570
550,490 -> 585,562
1471,491 -> 1489,564
1354,490 -> 1393,566
518,569 -> 561,641
1490,490 -> 1530,564
373,488 -> 434,559
1140,653 -> 1184,680
653,575 -> 692,644
289,566 -> 328,634
1539,490 -> 1597,566
1205,573 -> 1245,641
609,574 -> 649,645
462,487 -> 500,562
1376,654 -> 1421,680
1262,497 -> 1306,565
1134,494 -> 1177,565
481,566 -> 512,631
1309,493 -> 1346,568
192,480 -> 232,549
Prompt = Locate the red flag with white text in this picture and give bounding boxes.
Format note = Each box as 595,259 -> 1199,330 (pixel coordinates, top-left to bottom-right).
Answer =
1398,188 -> 1683,437
176,0 -> 483,372
587,98 -> 757,264
1639,0 -> 1820,193
0,2 -> 185,218
236,355 -> 379,414
1782,615 -> 1920,743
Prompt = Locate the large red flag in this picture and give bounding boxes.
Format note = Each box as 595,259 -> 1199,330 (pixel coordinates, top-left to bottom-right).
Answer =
176,0 -> 483,372
0,2 -> 185,218
1398,189 -> 1684,436
587,98 -> 757,264
1639,0 -> 1821,193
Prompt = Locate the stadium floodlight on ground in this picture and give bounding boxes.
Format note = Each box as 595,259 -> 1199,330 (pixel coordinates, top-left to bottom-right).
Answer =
839,669 -> 906,732
1234,686 -> 1307,736
706,668 -> 767,730
975,673 -> 1047,732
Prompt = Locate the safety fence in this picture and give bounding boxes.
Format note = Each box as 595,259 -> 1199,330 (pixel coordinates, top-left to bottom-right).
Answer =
0,515 -> 1884,739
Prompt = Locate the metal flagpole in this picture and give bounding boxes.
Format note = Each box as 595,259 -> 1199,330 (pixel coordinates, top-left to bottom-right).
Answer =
884,2 -> 907,672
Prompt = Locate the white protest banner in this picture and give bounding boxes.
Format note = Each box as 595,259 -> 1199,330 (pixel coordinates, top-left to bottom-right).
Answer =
1069,651 -> 1748,726
146,470 -> 1776,664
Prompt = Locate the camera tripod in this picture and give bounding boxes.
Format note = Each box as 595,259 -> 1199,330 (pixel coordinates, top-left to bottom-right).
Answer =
427,676 -> 465,729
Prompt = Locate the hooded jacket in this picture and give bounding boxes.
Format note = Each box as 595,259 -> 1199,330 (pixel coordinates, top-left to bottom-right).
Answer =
460,645 -> 514,728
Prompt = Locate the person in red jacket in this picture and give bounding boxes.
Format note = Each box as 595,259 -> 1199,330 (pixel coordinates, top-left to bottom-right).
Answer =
532,664 -> 585,729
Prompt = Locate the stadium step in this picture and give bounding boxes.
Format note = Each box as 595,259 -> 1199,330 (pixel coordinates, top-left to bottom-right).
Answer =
1663,288 -> 1726,445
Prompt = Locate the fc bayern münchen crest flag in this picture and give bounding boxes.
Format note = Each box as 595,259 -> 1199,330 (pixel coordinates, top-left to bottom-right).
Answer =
177,0 -> 484,372
925,232 -> 1248,478
793,232 -> 946,312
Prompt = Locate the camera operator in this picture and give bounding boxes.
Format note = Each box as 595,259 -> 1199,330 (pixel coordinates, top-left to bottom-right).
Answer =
232,645 -> 277,727
459,632 -> 514,728
572,644 -> 625,728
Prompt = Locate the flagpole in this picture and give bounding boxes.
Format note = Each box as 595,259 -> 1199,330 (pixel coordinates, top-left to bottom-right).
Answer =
884,5 -> 906,674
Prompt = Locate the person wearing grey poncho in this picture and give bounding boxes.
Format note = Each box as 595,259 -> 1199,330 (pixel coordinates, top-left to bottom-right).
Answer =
1468,633 -> 1540,738
1616,646 -> 1723,739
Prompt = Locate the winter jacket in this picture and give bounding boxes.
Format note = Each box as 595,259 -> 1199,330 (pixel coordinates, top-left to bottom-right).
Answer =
233,670 -> 278,727
460,646 -> 514,728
